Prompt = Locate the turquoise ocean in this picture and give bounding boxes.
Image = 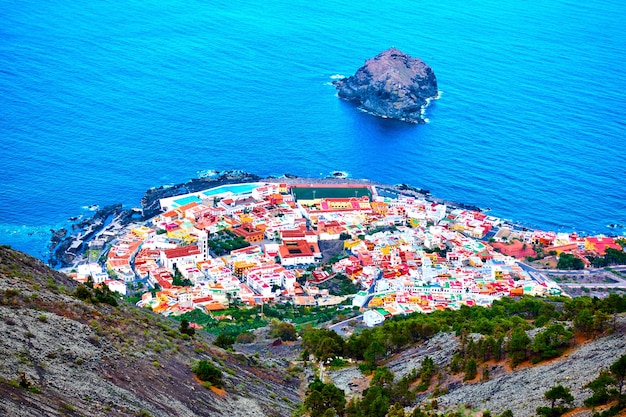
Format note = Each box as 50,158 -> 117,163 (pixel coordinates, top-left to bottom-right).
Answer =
1,0 -> 625,263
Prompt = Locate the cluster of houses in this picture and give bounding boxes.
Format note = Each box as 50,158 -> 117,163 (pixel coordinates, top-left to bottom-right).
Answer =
68,181 -> 623,327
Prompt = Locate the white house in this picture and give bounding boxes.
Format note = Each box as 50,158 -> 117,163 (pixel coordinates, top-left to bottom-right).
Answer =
363,309 -> 385,327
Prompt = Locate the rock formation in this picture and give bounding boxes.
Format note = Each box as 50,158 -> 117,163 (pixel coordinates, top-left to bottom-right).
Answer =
333,47 -> 438,123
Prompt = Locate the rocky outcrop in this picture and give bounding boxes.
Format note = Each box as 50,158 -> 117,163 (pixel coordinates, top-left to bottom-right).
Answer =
333,47 -> 438,123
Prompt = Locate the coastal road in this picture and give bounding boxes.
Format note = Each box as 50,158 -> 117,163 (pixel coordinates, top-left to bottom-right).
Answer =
539,265 -> 626,284
559,283 -> 626,289
541,266 -> 626,275
518,262 -> 551,285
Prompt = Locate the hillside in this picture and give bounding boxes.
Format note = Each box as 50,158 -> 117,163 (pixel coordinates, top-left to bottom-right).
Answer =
327,319 -> 626,417
0,246 -> 300,417
3,245 -> 626,417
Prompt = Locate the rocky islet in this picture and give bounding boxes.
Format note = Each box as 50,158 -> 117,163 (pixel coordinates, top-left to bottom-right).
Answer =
333,47 -> 438,123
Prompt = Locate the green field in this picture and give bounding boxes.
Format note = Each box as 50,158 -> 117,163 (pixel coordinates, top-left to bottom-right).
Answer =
292,186 -> 372,201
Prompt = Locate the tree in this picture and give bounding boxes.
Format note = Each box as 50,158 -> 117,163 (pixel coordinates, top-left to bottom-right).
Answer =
213,332 -> 235,349
464,358 -> 477,381
93,283 -> 118,306
573,308 -> 594,337
508,327 -> 530,367
371,367 -> 395,391
610,354 -> 626,395
356,385 -> 390,417
584,370 -> 616,407
556,253 -> 584,270
302,328 -> 345,362
537,385 -> 573,417
532,324 -> 573,361
304,379 -> 346,417
179,319 -> 195,337
364,340 -> 385,368
387,403 -> 407,417
419,356 -> 436,382
235,331 -> 256,344
74,284 -> 92,301
269,319 -> 297,341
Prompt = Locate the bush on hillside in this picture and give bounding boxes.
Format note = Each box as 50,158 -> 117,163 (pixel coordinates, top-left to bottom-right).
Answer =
192,360 -> 223,388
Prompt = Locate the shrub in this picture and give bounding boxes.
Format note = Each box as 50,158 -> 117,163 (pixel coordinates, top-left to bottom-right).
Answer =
235,331 -> 256,344
74,284 -> 92,300
179,319 -> 195,337
192,360 -> 223,388
214,332 -> 236,349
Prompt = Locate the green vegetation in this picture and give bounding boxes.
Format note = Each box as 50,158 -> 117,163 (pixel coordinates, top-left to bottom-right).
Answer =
269,319 -> 297,341
345,367 -> 417,417
191,360 -> 223,388
556,253 -> 585,270
179,319 -> 195,337
321,294 -> 625,417
300,294 -> 626,380
304,378 -> 346,417
214,332 -> 236,349
235,331 -> 256,344
173,302 -> 353,338
463,358 -> 477,381
536,385 -> 574,417
585,354 -> 626,416
587,247 -> 626,268
207,229 -> 250,256
416,356 -> 436,391
316,273 -> 359,296
531,324 -> 573,362
172,268 -> 192,287
74,282 -> 118,307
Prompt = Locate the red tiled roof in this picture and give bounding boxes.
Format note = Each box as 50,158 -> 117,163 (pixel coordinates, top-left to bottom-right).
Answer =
163,245 -> 200,259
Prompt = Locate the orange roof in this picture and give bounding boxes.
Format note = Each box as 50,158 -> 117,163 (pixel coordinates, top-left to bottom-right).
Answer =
163,245 -> 201,259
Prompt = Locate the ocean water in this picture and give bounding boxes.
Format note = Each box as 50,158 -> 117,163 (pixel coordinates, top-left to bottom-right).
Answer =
1,0 -> 625,263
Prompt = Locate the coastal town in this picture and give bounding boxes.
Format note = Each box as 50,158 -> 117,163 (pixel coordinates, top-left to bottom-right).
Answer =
67,179 -> 626,328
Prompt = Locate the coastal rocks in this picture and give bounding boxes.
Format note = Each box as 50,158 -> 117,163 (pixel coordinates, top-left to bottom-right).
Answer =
140,171 -> 260,220
49,204 -> 129,268
333,47 -> 438,123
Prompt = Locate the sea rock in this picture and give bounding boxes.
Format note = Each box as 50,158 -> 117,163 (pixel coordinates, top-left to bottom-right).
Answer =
333,47 -> 438,123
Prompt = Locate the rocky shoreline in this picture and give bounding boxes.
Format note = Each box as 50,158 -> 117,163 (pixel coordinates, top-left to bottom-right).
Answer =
48,171 -> 261,268
47,170 -> 481,268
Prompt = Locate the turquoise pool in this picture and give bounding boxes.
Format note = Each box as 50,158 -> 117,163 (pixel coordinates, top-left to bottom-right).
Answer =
172,195 -> 202,208
202,183 -> 262,197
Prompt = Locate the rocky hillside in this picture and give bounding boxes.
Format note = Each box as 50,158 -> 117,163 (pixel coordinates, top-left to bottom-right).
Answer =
0,246 -> 300,417
329,320 -> 626,417
333,48 -> 438,124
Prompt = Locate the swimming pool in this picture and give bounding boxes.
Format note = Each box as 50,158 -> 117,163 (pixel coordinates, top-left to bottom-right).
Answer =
202,182 -> 263,197
172,195 -> 202,207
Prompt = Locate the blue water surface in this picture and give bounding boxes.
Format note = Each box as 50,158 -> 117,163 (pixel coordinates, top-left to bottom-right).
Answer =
1,0 -> 625,262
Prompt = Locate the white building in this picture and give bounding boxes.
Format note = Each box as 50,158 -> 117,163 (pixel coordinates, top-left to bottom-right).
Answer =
363,309 -> 385,327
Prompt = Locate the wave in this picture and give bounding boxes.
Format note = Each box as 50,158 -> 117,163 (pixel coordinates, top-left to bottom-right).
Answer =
197,169 -> 219,178
329,170 -> 349,179
330,74 -> 345,80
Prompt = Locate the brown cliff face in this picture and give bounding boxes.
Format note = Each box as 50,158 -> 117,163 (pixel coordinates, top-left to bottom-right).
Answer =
333,48 -> 438,123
